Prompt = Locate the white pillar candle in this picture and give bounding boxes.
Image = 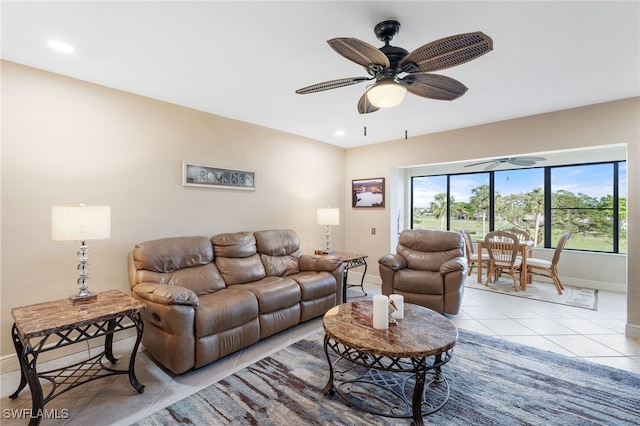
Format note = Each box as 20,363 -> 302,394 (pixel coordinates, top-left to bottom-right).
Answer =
372,295 -> 389,330
390,294 -> 404,320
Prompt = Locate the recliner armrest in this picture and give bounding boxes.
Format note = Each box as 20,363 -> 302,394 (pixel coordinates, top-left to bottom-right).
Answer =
299,254 -> 342,272
378,254 -> 407,271
132,282 -> 200,307
440,257 -> 467,275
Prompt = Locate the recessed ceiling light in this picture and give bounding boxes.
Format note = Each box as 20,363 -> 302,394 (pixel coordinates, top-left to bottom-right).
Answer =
334,130 -> 346,136
47,40 -> 75,53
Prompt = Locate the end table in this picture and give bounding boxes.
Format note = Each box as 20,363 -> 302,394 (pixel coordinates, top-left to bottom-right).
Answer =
9,290 -> 146,426
332,251 -> 368,303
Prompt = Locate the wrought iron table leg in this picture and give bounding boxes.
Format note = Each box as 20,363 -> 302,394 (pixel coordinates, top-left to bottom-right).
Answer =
322,334 -> 335,396
128,314 -> 145,393
9,324 -> 27,399
105,319 -> 118,364
411,357 -> 428,426
356,261 -> 368,296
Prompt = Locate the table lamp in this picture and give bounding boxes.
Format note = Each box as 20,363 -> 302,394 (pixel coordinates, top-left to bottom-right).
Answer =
52,205 -> 111,303
317,207 -> 339,255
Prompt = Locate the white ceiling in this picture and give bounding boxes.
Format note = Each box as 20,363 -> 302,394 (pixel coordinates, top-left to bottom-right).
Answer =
1,1 -> 638,149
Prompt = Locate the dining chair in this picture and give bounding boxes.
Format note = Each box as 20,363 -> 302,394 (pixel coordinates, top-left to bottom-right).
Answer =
460,229 -> 489,277
484,230 -> 522,291
504,227 -> 532,241
526,232 -> 571,295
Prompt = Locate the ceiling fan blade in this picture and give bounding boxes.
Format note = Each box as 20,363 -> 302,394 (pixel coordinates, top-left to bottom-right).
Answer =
357,92 -> 380,114
401,73 -> 468,101
519,156 -> 547,162
295,77 -> 371,94
400,31 -> 493,73
509,159 -> 536,166
465,159 -> 501,168
484,162 -> 501,170
327,38 -> 390,70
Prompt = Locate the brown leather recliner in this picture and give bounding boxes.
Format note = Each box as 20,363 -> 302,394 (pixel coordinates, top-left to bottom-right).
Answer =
378,229 -> 467,315
128,229 -> 342,374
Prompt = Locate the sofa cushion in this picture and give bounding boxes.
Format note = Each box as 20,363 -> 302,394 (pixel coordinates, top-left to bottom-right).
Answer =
212,232 -> 266,284
195,288 -> 259,339
398,230 -> 464,272
289,271 -> 337,301
254,229 -> 300,256
254,229 -> 302,276
393,269 -> 444,295
212,231 -> 258,258
133,236 -> 213,272
230,276 -> 301,314
132,236 -> 225,295
136,263 -> 226,296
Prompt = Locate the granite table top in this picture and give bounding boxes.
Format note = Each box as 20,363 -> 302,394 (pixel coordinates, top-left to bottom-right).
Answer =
323,301 -> 458,358
11,289 -> 146,340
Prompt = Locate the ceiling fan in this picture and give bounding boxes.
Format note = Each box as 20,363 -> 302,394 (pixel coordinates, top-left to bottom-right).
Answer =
295,20 -> 493,114
464,156 -> 547,170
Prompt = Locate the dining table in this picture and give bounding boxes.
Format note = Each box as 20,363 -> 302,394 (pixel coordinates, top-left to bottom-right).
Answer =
476,239 -> 534,289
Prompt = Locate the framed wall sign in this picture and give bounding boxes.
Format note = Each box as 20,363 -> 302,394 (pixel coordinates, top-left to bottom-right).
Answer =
183,162 -> 255,190
352,177 -> 385,208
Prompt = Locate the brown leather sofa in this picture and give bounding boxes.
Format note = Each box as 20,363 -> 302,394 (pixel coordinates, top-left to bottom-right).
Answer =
378,229 -> 467,315
128,229 -> 343,374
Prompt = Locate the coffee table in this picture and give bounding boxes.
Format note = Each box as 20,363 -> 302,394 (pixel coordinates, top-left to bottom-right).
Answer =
322,301 -> 457,426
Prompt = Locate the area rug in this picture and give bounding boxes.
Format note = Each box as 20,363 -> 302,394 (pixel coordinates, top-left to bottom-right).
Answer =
135,330 -> 640,425
465,273 -> 599,310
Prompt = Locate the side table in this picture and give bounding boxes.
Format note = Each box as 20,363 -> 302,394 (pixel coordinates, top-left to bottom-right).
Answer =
332,251 -> 368,303
9,289 -> 146,426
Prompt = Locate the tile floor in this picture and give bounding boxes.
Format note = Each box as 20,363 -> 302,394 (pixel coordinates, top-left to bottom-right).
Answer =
1,281 -> 638,425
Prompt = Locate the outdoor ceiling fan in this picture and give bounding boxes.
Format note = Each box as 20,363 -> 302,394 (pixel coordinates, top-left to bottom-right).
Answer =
295,20 -> 493,114
465,156 -> 547,170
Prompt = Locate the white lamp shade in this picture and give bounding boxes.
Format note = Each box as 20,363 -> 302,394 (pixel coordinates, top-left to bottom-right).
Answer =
317,208 -> 340,226
366,80 -> 407,108
52,205 -> 111,241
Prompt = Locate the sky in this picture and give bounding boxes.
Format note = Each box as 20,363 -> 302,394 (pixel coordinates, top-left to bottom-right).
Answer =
413,162 -> 627,208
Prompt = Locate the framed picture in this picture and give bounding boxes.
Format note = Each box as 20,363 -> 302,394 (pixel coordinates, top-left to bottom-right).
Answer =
183,162 -> 255,191
352,177 -> 385,208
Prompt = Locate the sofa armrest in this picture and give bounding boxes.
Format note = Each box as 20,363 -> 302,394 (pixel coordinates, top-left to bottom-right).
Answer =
299,254 -> 342,272
440,257 -> 468,275
132,282 -> 200,307
378,254 -> 407,271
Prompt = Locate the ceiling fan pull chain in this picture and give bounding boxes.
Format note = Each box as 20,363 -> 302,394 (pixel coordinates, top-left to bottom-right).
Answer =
404,95 -> 409,139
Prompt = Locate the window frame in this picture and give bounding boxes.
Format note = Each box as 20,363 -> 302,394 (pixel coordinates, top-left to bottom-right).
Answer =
409,160 -> 627,254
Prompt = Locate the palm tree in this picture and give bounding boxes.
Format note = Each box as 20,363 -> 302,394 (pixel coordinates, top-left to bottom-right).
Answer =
524,188 -> 544,245
470,185 -> 490,235
429,193 -> 449,230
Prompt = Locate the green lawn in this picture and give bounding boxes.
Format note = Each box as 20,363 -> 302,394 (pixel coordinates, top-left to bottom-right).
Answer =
414,216 -> 627,253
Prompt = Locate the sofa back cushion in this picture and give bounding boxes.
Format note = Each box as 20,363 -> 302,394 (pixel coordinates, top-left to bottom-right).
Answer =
397,229 -> 464,272
212,232 -> 266,285
254,229 -> 302,277
132,236 -> 226,295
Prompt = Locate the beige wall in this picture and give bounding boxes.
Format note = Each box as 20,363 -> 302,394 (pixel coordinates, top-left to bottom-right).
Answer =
0,61 -> 345,358
344,97 -> 640,338
2,59 -> 638,365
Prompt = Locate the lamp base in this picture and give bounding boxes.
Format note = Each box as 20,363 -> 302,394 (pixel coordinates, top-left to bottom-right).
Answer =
70,293 -> 98,304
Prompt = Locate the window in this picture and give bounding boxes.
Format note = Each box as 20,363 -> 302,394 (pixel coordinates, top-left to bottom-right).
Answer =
494,168 -> 544,246
449,173 -> 489,240
410,160 -> 626,253
411,175 -> 446,229
551,163 -> 625,253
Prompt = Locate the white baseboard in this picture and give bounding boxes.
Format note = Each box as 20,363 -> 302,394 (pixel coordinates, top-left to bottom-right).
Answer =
625,323 -> 640,339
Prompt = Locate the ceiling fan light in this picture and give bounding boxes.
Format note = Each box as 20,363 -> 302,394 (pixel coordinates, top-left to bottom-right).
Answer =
366,80 -> 407,108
